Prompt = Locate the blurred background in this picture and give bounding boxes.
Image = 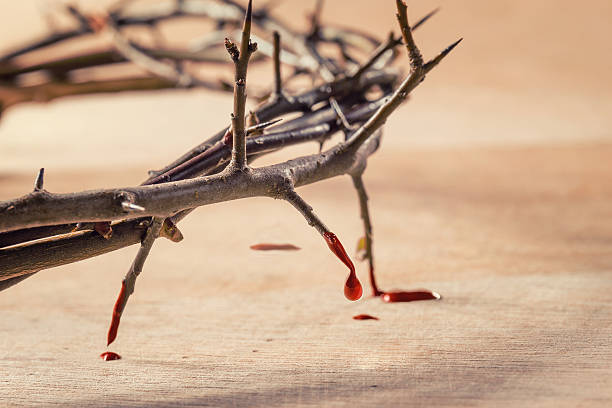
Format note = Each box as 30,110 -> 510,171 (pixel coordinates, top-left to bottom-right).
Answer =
1,0 -> 610,176
1,1 -> 610,407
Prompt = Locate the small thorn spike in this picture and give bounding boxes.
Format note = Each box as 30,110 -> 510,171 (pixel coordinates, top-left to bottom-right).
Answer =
121,202 -> 146,212
34,168 -> 44,191
424,38 -> 463,72
412,8 -> 439,31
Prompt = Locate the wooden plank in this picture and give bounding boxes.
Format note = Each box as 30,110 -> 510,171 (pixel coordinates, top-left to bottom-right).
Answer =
1,0 -> 612,406
1,144 -> 611,407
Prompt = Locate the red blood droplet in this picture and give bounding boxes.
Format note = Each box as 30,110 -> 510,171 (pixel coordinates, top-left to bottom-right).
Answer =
250,243 -> 301,251
323,232 -> 363,301
344,272 -> 363,301
353,314 -> 379,320
107,281 -> 127,346
100,351 -> 121,361
381,290 -> 441,303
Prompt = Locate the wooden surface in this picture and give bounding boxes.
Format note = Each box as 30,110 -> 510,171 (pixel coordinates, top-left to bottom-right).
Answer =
1,1 -> 611,407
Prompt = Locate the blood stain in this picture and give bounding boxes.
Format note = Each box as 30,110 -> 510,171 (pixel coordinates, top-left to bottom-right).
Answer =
381,290 -> 441,303
353,314 -> 379,320
100,351 -> 121,361
250,243 -> 301,251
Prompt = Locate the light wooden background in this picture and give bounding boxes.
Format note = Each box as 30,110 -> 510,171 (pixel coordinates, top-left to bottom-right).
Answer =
1,0 -> 611,406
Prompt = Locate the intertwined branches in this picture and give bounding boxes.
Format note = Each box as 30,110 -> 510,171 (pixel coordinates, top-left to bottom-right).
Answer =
0,0 -> 388,116
0,0 -> 461,342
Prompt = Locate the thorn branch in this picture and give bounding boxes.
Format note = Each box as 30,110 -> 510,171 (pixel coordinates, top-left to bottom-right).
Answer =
283,188 -> 329,236
343,5 -> 461,155
0,1 -> 462,309
228,0 -> 257,170
350,8 -> 436,80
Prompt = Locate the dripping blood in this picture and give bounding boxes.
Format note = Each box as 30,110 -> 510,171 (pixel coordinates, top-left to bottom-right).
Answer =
107,281 -> 126,346
323,232 -> 363,301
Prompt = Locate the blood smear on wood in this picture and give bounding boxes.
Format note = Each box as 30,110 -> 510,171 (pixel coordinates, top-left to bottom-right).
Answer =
381,290 -> 441,303
250,243 -> 301,251
100,351 -> 121,361
353,314 -> 379,320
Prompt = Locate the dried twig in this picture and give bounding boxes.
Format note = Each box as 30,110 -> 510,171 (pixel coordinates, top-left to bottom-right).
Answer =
107,21 -> 194,87
226,0 -> 257,170
351,174 -> 381,296
0,0 -> 387,117
272,31 -> 282,97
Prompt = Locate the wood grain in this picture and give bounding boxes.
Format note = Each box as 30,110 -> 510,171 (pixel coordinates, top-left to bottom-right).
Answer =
1,144 -> 611,407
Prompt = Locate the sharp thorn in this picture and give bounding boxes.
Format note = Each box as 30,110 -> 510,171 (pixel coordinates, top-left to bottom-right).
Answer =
246,118 -> 283,134
330,97 -> 351,130
121,202 -> 146,212
443,37 -> 463,55
34,168 -> 44,191
412,8 -> 440,31
245,0 -> 253,26
424,38 -> 463,72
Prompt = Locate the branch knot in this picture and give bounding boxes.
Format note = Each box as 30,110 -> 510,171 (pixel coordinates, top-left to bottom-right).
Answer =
248,40 -> 258,54
224,38 -> 240,62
